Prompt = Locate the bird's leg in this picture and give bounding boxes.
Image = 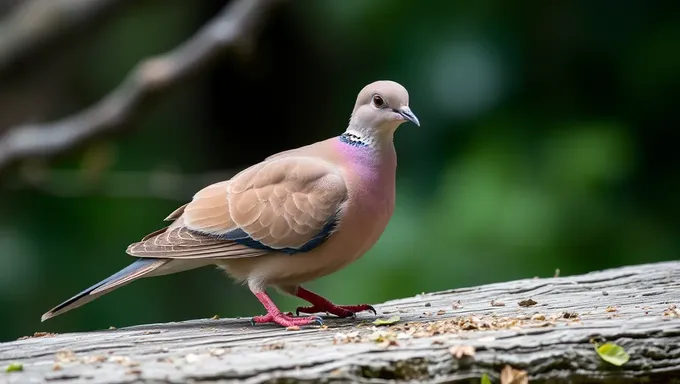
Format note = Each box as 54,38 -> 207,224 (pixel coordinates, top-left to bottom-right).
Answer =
251,291 -> 323,327
294,286 -> 376,318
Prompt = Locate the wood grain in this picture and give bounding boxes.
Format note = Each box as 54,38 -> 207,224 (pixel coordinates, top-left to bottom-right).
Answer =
2,261 -> 679,383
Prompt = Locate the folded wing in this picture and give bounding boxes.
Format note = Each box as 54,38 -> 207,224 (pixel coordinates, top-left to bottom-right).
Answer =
127,156 -> 348,259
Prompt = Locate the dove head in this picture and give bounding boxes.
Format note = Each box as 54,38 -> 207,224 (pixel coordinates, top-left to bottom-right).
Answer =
346,80 -> 419,147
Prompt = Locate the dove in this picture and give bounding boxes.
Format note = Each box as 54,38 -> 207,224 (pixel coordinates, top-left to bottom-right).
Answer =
42,80 -> 420,327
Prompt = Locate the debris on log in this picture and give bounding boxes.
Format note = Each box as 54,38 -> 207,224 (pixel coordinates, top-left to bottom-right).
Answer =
1,261 -> 679,383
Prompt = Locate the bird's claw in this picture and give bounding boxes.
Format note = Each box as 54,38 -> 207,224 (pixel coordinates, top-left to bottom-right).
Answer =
251,312 -> 323,328
296,303 -> 376,318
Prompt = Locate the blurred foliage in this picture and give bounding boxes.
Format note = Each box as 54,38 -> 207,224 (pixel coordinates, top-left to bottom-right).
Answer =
0,0 -> 678,341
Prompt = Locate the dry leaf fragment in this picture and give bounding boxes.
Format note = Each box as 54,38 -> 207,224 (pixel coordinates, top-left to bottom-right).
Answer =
605,306 -> 618,312
82,355 -> 107,364
52,363 -> 62,371
262,342 -> 285,351
491,299 -> 506,307
531,313 -> 546,321
437,309 -> 446,315
448,345 -> 476,359
378,339 -> 399,348
210,315 -> 220,320
663,304 -> 680,317
562,311 -> 579,319
500,365 -> 528,384
286,326 -> 300,331
373,316 -> 400,325
55,350 -> 77,363
452,300 -> 463,309
518,299 -> 537,307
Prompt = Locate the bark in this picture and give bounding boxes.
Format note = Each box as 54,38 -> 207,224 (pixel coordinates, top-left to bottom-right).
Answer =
1,261 -> 679,383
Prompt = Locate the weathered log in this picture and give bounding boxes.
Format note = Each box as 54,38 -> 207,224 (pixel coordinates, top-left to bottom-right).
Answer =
2,261 -> 679,383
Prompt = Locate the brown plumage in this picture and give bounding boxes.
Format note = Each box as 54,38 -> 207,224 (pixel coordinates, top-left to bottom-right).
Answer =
42,80 -> 420,327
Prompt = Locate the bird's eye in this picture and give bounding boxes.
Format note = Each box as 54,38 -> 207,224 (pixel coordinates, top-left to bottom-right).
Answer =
372,95 -> 385,108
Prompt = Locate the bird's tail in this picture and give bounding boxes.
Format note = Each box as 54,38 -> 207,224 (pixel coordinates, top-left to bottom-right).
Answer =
41,258 -> 171,322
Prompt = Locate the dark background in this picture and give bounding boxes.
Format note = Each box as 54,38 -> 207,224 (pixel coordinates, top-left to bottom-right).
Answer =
0,0 -> 678,342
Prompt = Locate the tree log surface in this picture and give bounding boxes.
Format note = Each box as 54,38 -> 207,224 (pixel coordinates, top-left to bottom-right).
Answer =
1,261 -> 679,384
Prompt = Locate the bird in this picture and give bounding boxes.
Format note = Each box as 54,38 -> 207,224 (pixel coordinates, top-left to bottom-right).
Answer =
41,80 -> 420,328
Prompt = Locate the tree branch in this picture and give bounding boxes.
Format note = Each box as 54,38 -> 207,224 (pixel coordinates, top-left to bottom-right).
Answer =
0,0 -> 131,76
0,0 -> 285,172
2,261 -> 679,383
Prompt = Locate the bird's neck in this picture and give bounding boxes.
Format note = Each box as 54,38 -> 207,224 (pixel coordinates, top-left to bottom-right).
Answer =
340,124 -> 396,152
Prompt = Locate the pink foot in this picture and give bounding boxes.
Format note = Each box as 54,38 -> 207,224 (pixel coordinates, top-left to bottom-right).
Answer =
251,312 -> 323,327
294,286 -> 376,318
250,291 -> 322,328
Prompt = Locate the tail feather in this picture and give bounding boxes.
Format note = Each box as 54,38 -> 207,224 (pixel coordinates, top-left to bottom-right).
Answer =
41,258 -> 166,322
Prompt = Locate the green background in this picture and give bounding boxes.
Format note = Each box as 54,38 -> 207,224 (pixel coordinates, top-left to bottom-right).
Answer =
0,0 -> 678,341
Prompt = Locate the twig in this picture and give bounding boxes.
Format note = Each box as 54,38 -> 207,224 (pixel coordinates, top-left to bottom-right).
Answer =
0,0 -> 131,75
0,0 -> 285,172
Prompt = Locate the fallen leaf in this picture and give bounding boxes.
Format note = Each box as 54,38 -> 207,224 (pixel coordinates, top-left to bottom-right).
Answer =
5,363 -> 23,372
437,310 -> 446,315
531,314 -> 546,321
452,300 -> 463,309
52,363 -> 62,371
605,306 -> 618,312
518,299 -> 537,307
595,343 -> 630,366
210,315 -> 220,320
491,299 -> 506,307
372,316 -> 400,325
481,373 -> 492,384
286,326 -> 300,331
448,345 -> 476,359
500,365 -> 528,384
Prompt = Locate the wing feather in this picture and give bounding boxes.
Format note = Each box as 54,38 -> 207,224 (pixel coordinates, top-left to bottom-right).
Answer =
126,156 -> 347,259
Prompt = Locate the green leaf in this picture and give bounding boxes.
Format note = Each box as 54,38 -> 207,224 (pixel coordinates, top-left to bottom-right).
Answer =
372,315 -> 400,325
481,373 -> 492,384
5,363 -> 23,373
595,343 -> 630,366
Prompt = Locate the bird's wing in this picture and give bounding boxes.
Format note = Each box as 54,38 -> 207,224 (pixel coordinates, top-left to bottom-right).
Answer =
126,156 -> 348,259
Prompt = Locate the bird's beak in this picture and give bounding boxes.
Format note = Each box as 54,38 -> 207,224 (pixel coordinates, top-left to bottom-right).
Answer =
396,106 -> 420,126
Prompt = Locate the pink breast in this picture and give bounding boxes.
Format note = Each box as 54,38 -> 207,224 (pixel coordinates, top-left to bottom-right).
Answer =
334,139 -> 396,216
